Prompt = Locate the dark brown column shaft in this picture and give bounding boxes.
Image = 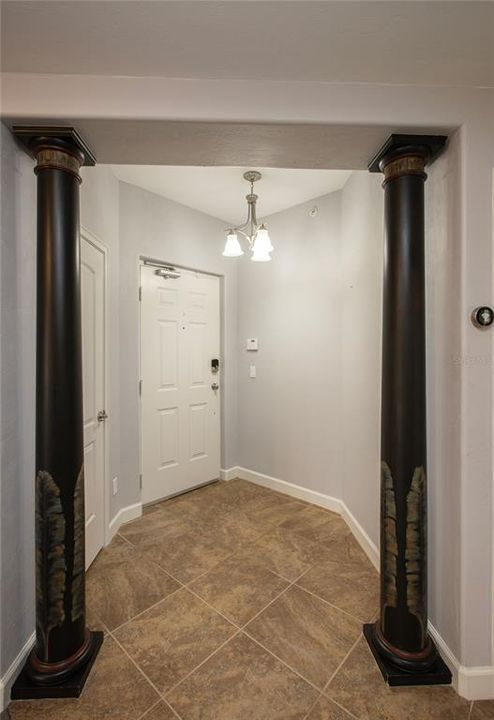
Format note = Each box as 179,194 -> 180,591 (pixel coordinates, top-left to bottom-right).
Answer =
12,127 -> 102,694
365,135 -> 448,683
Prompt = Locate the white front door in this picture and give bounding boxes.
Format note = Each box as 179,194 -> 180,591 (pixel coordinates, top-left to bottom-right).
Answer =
81,234 -> 106,568
140,265 -> 221,505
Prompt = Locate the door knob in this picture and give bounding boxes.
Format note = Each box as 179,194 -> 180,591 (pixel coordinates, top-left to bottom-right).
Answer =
211,383 -> 219,391
97,410 -> 108,422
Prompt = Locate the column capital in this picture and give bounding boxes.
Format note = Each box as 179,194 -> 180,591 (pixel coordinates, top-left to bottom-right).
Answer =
368,134 -> 447,174
12,125 -> 96,167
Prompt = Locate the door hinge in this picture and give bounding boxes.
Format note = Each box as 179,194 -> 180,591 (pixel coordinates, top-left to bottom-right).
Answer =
138,286 -> 142,301
139,380 -> 142,396
139,473 -> 142,490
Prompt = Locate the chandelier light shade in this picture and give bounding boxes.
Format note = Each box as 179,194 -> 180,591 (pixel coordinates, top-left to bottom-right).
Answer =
222,171 -> 274,262
252,225 -> 273,254
222,230 -> 243,257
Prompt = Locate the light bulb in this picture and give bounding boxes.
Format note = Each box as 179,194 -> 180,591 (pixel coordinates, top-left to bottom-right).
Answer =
252,226 -> 273,254
222,231 -> 243,257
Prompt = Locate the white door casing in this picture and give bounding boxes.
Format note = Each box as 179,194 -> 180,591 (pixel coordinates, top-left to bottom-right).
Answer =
140,264 -> 221,504
81,233 -> 106,568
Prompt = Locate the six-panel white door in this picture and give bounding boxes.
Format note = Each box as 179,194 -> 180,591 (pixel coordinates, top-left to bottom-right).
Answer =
140,265 -> 221,504
81,235 -> 106,568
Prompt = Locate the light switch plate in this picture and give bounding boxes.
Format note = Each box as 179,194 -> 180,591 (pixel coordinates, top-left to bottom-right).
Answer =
249,365 -> 257,378
246,338 -> 258,351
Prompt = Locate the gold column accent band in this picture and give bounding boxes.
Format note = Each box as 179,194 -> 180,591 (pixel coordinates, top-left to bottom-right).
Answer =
34,148 -> 83,181
382,154 -> 427,185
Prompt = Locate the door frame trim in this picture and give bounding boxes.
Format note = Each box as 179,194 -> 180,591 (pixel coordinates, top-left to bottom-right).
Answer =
80,225 -> 111,547
137,256 -> 224,507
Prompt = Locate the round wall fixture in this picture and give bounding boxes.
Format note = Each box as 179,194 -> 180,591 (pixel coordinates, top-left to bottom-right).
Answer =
471,306 -> 494,329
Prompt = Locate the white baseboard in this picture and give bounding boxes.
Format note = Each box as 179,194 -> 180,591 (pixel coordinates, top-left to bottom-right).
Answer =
457,666 -> 494,701
0,632 -> 36,711
339,501 -> 379,571
428,623 -> 494,700
427,623 -> 460,690
228,465 -> 494,701
220,466 -> 240,481
235,466 -> 343,514
108,501 -> 142,541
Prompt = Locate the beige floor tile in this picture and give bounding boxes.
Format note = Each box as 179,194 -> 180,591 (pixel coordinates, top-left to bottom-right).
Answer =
195,508 -> 269,551
119,505 -> 197,547
86,541 -> 181,630
246,585 -> 361,689
138,528 -> 231,583
319,528 -> 371,566
210,478 -> 277,506
7,637 -> 158,720
243,492 -> 307,526
326,638 -> 470,720
471,700 -> 494,720
280,506 -> 348,544
310,557 -> 378,587
164,488 -> 233,524
174,479 -> 271,509
140,702 -> 178,719
114,587 -> 236,693
297,559 -> 378,622
190,552 -> 289,626
247,526 -> 319,581
306,695 -> 356,719
166,632 -> 318,719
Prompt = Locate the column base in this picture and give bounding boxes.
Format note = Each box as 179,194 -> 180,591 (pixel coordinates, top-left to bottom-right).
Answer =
11,631 -> 103,700
363,624 -> 452,687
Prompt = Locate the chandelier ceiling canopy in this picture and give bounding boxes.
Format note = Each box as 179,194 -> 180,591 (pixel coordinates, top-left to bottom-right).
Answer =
222,171 -> 273,262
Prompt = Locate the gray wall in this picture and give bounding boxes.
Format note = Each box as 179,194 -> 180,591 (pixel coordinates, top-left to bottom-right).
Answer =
1,125 -> 36,679
425,131 -> 463,659
236,191 -> 343,499
339,172 -> 383,544
236,175 -> 383,533
118,181 -> 238,511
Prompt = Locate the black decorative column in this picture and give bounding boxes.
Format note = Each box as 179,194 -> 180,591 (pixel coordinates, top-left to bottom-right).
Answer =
363,134 -> 451,686
11,127 -> 103,699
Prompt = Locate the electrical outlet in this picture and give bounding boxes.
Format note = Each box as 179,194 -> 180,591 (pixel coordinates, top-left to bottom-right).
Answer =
112,477 -> 118,496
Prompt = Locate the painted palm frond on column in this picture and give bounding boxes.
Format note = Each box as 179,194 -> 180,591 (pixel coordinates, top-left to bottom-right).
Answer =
35,470 -> 66,661
71,465 -> 85,622
406,466 -> 427,645
382,461 -> 398,621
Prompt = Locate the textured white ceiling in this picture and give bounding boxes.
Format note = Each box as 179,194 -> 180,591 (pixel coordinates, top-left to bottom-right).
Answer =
2,1 -> 493,87
111,165 -> 352,224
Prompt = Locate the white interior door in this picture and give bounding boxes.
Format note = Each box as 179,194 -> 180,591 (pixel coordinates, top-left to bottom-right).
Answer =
81,234 -> 106,568
140,264 -> 221,504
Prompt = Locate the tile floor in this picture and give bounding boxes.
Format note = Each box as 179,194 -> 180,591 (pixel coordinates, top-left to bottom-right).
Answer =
6,479 -> 488,719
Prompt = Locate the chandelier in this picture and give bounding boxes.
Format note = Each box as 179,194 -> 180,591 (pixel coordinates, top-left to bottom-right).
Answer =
222,171 -> 274,262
